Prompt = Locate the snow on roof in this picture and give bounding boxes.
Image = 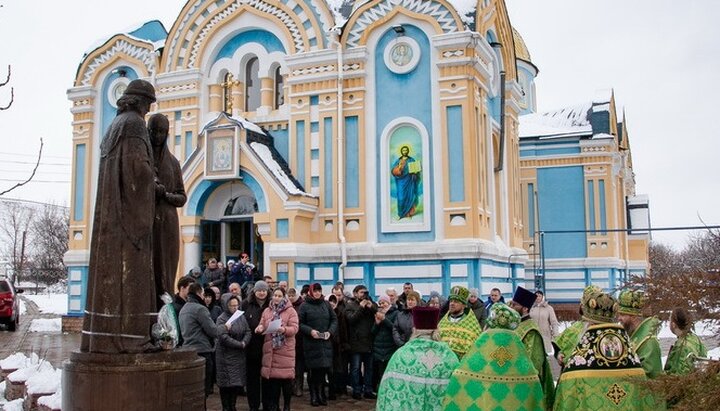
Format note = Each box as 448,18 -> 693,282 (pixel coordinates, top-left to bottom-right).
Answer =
326,0 -> 349,28
230,115 -> 266,136
592,103 -> 610,113
519,102 -> 593,139
26,368 -> 61,395
448,0 -> 477,26
249,142 -> 307,196
593,88 -> 613,104
38,390 -> 62,410
591,132 -> 614,140
83,20 -> 166,57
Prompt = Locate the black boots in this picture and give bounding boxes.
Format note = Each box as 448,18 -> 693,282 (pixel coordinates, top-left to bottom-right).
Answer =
309,383 -> 320,407
318,384 -> 328,406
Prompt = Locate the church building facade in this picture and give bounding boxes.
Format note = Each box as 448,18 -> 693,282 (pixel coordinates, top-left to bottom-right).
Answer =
64,0 -> 647,316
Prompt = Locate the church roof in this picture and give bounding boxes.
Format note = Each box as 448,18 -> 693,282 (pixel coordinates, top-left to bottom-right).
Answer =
520,91 -> 615,140
512,28 -> 532,63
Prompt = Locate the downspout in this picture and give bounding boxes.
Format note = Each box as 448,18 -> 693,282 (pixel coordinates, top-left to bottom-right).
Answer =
330,29 -> 347,282
494,70 -> 506,172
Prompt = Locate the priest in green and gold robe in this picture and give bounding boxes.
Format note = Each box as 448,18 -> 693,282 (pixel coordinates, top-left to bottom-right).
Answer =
554,287 -> 665,411
443,302 -> 544,411
617,289 -> 663,379
438,286 -> 482,359
510,286 -> 555,410
553,285 -> 601,368
665,307 -> 707,375
377,307 -> 459,411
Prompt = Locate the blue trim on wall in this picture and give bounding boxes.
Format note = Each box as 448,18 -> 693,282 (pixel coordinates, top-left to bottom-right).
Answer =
272,127 -> 289,163
184,131 -> 193,161
527,183 -> 535,237
375,25 -> 434,243
240,170 -> 268,212
310,95 -> 319,106
447,105 -> 465,202
323,117 -> 333,209
538,166 -> 587,258
598,179 -> 607,234
276,219 -> 289,238
587,180 -> 596,231
311,122 -> 319,133
345,116 -> 359,208
295,120 -> 306,187
128,21 -> 167,43
520,147 -> 582,157
101,67 -> 138,136
186,171 -> 268,216
214,29 -> 285,63
66,266 -> 89,316
73,144 -> 86,221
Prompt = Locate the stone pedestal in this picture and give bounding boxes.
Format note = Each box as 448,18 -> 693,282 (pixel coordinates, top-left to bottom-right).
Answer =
62,349 -> 205,411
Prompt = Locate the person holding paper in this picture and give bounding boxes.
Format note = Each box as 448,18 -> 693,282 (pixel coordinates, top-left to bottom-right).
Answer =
257,287 -> 299,411
216,294 -> 251,411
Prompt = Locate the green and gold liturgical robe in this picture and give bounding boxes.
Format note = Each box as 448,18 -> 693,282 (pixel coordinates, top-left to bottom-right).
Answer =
556,320 -> 585,360
630,316 -> 663,379
443,328 -> 545,411
438,311 -> 482,359
664,331 -> 707,375
555,323 -> 665,411
376,337 -> 460,411
516,318 -> 555,409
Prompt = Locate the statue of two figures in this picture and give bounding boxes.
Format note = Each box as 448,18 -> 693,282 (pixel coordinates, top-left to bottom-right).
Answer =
80,79 -> 187,354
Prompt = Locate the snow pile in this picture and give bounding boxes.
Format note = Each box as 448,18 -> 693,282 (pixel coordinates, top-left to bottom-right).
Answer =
519,103 -> 593,138
3,398 -> 23,411
29,319 -> 62,333
250,142 -> 306,196
26,368 -> 61,395
23,294 -> 68,315
0,353 -> 37,371
19,300 -> 26,316
38,389 -> 62,410
7,361 -> 54,384
707,347 -> 720,360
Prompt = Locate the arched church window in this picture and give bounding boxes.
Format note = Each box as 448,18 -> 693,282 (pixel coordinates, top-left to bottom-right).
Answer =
225,194 -> 258,216
274,66 -> 284,109
245,57 -> 261,112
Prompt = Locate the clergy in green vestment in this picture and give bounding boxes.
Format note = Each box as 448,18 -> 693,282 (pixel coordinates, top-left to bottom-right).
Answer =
376,306 -> 460,411
554,287 -> 665,411
510,286 -> 555,410
617,289 -> 663,379
442,302 -> 545,411
438,286 -> 482,359
553,285 -> 601,368
664,307 -> 707,375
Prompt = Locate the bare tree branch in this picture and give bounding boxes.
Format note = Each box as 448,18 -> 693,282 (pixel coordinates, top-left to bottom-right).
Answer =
0,138 -> 43,196
0,64 -> 13,110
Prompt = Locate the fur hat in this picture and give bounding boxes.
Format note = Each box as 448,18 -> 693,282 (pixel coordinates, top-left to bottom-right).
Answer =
123,79 -> 156,102
412,306 -> 440,330
581,288 -> 618,323
486,303 -> 521,330
512,286 -> 536,311
617,289 -> 647,316
448,286 -> 470,305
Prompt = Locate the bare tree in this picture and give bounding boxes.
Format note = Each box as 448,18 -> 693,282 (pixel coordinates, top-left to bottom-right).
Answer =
0,64 -> 13,110
0,138 -> 44,197
28,203 -> 69,285
0,201 -> 35,284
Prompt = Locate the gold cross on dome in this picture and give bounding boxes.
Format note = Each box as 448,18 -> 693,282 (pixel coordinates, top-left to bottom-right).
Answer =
606,383 -> 627,405
491,346 -> 513,367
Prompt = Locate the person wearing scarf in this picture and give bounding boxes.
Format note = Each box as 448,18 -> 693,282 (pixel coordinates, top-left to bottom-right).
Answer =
257,287 -> 299,411
242,280 -> 270,411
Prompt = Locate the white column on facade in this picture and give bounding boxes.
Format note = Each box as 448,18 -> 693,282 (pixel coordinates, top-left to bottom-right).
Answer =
182,225 -> 202,274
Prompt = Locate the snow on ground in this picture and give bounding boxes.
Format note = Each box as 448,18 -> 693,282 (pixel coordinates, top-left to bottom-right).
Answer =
38,389 -> 61,410
707,347 -> 720,360
22,294 -> 67,315
3,398 -> 23,410
28,318 -> 61,333
657,320 -> 719,339
18,300 -> 26,316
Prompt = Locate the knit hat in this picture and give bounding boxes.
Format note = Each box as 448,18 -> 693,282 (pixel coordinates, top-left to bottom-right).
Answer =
123,79 -> 156,102
311,282 -> 323,292
378,295 -> 391,305
581,288 -> 618,324
617,289 -> 647,316
412,306 -> 440,330
512,286 -> 535,311
448,286 -> 470,305
486,303 -> 521,330
227,259 -> 235,265
252,280 -> 269,292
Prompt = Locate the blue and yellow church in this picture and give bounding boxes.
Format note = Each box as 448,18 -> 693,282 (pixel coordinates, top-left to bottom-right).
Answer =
64,0 -> 649,317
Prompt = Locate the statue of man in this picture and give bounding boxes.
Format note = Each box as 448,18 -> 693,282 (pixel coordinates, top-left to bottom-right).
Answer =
81,79 -> 163,354
148,113 -> 186,304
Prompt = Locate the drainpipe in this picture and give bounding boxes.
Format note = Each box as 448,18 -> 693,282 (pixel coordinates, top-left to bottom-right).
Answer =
330,29 -> 347,282
490,42 -> 505,172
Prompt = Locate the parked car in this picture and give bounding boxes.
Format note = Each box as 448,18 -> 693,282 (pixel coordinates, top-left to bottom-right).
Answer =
0,279 -> 23,331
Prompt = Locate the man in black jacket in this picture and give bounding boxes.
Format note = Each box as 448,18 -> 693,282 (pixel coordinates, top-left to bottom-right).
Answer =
344,285 -> 378,400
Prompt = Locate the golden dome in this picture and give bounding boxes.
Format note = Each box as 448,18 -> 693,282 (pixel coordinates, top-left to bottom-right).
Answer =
512,27 -> 532,63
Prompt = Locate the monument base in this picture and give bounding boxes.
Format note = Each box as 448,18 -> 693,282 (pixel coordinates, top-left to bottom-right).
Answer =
62,349 -> 205,411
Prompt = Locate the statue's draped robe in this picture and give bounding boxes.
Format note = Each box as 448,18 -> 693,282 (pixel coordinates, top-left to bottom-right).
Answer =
554,323 -> 664,411
81,110 -> 157,354
152,142 -> 186,300
515,318 -> 555,410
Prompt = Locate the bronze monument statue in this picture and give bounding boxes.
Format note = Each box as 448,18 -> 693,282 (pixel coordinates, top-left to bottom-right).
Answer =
148,113 -> 187,304
80,79 -> 162,354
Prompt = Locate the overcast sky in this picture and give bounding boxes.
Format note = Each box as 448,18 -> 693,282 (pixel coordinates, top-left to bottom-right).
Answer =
0,0 -> 717,249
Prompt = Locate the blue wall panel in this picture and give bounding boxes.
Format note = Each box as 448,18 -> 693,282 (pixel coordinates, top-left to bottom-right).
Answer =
538,166 -> 587,258
599,179 -> 607,234
587,180 -> 596,232
446,105 -> 465,202
527,183 -> 535,237
345,116 -> 359,208
272,128 -> 289,163
324,117 -> 333,209
214,29 -> 285,62
296,120 -> 306,186
73,144 -> 86,221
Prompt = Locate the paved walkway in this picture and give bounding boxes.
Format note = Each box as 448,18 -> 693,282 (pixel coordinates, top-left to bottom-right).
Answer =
1,300 -> 717,410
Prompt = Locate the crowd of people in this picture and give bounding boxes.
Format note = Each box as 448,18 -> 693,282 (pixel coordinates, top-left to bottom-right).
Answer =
167,256 -> 708,411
